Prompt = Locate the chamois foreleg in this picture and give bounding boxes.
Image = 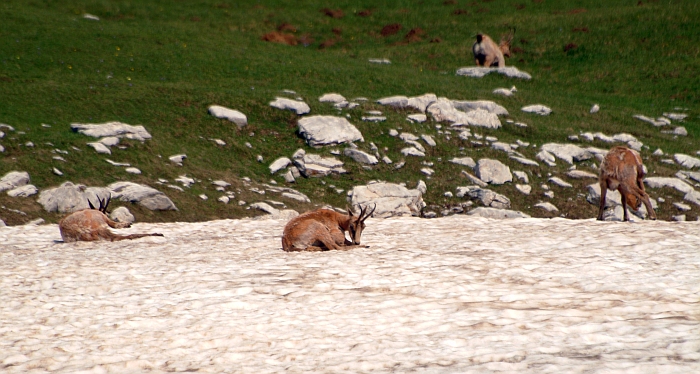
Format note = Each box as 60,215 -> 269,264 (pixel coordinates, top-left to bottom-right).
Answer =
105,216 -> 131,229
597,179 -> 609,221
619,187 -> 630,222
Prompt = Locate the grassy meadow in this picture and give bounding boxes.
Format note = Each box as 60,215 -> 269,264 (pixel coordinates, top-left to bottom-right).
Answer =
0,0 -> 698,225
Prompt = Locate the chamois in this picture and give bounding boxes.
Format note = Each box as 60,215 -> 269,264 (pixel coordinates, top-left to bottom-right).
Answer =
597,146 -> 657,222
281,204 -> 376,252
59,196 -> 164,242
472,29 -> 514,68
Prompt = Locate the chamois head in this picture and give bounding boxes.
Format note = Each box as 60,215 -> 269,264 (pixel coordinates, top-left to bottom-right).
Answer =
87,194 -> 111,214
499,28 -> 515,58
625,192 -> 642,211
347,204 -> 376,245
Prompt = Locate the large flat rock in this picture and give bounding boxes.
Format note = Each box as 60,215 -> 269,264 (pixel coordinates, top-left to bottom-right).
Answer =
297,115 -> 364,147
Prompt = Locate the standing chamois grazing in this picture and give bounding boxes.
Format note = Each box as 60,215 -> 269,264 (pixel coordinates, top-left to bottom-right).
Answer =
59,196 -> 164,242
598,146 -> 657,222
472,29 -> 514,68
281,204 -> 376,252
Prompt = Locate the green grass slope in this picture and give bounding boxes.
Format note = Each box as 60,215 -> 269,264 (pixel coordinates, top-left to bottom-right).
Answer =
1,0 -> 698,225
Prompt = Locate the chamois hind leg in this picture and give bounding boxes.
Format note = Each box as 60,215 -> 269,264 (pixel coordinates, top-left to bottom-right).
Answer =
105,217 -> 131,229
619,186 -> 631,222
108,232 -> 164,241
597,180 -> 608,221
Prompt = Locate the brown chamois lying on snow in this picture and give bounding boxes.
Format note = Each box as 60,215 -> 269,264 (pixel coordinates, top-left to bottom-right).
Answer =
472,29 -> 514,68
598,146 -> 657,222
282,204 -> 376,252
59,196 -> 164,242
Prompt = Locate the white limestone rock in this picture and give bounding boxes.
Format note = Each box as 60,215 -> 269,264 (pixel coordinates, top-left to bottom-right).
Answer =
294,154 -> 346,177
349,182 -> 425,218
456,66 -> 532,80
492,87 -> 514,97
169,154 -> 187,165
382,156 -> 393,164
269,97 -> 310,115
461,171 -> 488,187
269,157 -> 292,174
466,207 -> 530,219
376,96 -> 409,108
319,93 -> 346,103
297,116 -> 364,147
125,167 -> 141,174
99,137 -> 120,147
516,184 -> 532,195
633,115 -> 667,127
456,186 -> 511,209
421,135 -> 436,147
0,171 -> 30,192
535,202 -> 559,212
590,104 -> 600,114
463,108 -> 502,129
510,156 -> 539,167
475,159 -> 512,185
407,114 -> 427,123
674,154 -> 700,169
83,13 -> 100,21
420,168 -> 434,176
71,122 -> 152,141
644,177 -> 695,194
513,171 -> 529,183
344,149 -> 378,165
361,116 -> 386,122
549,177 -> 573,188
87,142 -> 111,154
37,182 -> 112,213
208,105 -> 247,128
449,157 -> 476,168
401,147 -> 425,157
250,202 -> 279,215
566,170 -> 598,179
541,143 -> 592,164
7,185 -> 38,198
521,104 -> 552,116
108,181 -> 178,211
110,206 -> 135,224
452,100 -> 509,116
492,142 -> 512,153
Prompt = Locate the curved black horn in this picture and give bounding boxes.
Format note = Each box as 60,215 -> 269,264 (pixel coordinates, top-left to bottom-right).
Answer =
102,194 -> 111,213
361,203 -> 376,222
88,199 -> 96,210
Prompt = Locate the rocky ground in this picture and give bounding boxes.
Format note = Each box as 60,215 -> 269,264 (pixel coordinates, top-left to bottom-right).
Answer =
1,215 -> 699,373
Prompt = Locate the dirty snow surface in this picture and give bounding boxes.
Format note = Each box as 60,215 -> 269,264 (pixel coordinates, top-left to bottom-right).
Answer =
1,216 -> 699,373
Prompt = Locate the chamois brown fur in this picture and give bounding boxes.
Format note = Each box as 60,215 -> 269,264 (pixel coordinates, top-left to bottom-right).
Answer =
281,205 -> 375,252
598,146 -> 657,222
59,197 -> 163,242
472,31 -> 513,67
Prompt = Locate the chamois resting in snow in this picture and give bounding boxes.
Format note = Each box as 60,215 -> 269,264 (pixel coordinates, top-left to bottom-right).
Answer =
598,146 -> 657,222
282,204 -> 376,252
59,196 -> 164,242
472,30 -> 514,68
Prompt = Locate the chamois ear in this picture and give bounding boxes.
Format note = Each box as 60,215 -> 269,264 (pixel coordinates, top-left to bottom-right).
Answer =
346,205 -> 354,217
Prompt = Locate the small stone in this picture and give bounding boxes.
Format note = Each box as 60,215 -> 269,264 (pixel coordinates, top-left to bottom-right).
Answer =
388,129 -> 399,137
218,196 -> 230,204
169,154 -> 186,164
544,191 -> 554,198
516,184 -> 531,195
590,104 -> 600,114
535,202 -> 558,212
257,155 -> 263,162
53,168 -> 63,176
125,167 -> 141,174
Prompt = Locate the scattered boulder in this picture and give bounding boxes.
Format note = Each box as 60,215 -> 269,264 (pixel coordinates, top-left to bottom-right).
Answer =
169,154 -> 187,165
344,149 -> 378,165
456,66 -> 532,80
0,171 -> 30,192
633,115 -> 667,127
456,186 -> 511,209
37,182 -> 112,213
110,206 -> 135,224
548,177 -> 573,188
521,104 -> 552,116
475,159 -> 512,184
590,104 -> 600,114
461,171 -> 488,187
674,154 -> 700,169
269,97 -> 310,115
99,137 -> 120,147
401,147 -> 426,157
108,182 -> 178,211
208,105 -> 247,128
407,114 -> 427,123
535,202 -> 559,212
421,134 -> 436,147
376,96 -> 409,108
541,143 -> 592,164
348,182 -> 425,218
297,115 -> 364,147
644,177 -> 695,194
492,87 -> 516,97
511,156 -> 539,167
567,170 -> 598,179
407,93 -> 438,113
463,108 -> 502,129
319,93 -> 346,103
71,122 -> 152,141
87,142 -> 111,154
250,202 -> 279,215
466,207 -> 530,219
450,157 -> 476,168
294,154 -> 347,177
452,100 -> 509,116
7,185 -> 38,197
516,184 -> 532,195
269,157 -> 292,174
